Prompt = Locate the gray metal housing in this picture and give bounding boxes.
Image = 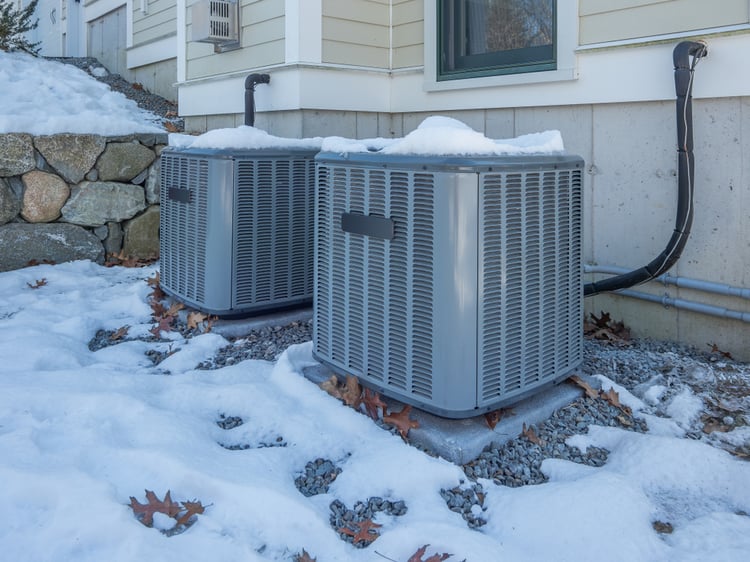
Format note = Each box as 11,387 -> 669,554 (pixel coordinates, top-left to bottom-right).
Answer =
159,146 -> 317,317
314,151 -> 584,418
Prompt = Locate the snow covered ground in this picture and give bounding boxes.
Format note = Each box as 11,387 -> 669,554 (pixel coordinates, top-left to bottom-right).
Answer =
1,52 -> 749,561
1,260 -> 749,562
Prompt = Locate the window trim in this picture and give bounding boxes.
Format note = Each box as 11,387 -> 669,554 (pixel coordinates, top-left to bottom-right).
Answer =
437,0 -> 557,81
424,0 -> 578,92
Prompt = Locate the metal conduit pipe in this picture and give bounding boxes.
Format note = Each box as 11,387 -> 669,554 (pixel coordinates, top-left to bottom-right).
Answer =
585,264 -> 750,300
614,289 -> 750,323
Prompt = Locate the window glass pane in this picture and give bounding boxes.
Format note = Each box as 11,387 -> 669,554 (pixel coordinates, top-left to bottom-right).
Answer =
439,0 -> 556,80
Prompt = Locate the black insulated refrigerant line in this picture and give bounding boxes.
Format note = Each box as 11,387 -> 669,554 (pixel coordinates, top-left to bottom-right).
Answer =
584,41 -> 708,297
244,73 -> 271,127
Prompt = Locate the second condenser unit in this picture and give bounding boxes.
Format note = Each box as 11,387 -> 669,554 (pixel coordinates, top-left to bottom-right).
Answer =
313,152 -> 584,418
160,146 -> 317,317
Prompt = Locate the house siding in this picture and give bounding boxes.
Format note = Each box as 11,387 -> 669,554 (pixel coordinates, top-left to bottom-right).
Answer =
186,0 -> 285,81
393,0 -> 423,68
580,0 -> 750,45
132,0 -> 177,46
321,0 -> 389,68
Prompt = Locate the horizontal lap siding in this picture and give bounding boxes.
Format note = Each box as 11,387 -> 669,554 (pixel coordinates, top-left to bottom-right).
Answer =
393,0 -> 423,68
186,0 -> 285,80
322,0 -> 389,68
133,0 -> 177,45
580,0 -> 750,44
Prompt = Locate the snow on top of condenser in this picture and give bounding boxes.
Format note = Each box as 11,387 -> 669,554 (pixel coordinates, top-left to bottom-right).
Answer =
168,126 -> 324,151
320,116 -> 565,156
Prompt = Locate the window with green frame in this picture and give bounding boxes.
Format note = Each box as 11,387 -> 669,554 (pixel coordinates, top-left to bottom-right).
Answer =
438,0 -> 556,81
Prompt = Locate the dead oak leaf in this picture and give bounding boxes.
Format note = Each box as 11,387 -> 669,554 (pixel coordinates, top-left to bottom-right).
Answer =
165,301 -> 185,317
408,544 -> 453,562
342,375 -> 363,408
383,405 -> 420,439
175,500 -> 206,527
146,273 -> 160,288
568,375 -> 600,400
294,550 -> 317,562
339,519 -> 381,546
601,387 -> 632,415
521,423 -> 543,446
362,388 -> 387,420
26,278 -> 47,289
129,490 -> 181,527
110,326 -> 130,341
484,408 -> 514,430
187,311 -> 209,330
319,375 -> 342,400
150,315 -> 175,337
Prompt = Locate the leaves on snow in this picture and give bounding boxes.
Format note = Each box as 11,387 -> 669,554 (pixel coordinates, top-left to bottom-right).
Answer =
129,489 -> 207,536
26,278 -> 47,289
338,518 -> 382,546
521,423 -> 543,446
568,375 -> 632,415
407,544 -> 454,562
382,405 -> 420,439
319,374 -> 419,438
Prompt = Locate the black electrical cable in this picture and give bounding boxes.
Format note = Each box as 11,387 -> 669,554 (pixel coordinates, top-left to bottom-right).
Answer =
584,41 -> 708,297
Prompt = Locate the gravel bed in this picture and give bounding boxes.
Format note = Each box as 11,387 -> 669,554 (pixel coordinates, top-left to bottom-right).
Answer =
47,56 -> 184,131
88,310 -> 749,533
197,320 -> 314,367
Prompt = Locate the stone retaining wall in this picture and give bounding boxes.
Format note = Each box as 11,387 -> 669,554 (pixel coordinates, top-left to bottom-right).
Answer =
0,132 -> 166,272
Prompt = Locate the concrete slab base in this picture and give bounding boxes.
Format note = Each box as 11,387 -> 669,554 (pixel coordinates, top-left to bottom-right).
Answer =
204,305 -> 587,465
303,363 -> 587,465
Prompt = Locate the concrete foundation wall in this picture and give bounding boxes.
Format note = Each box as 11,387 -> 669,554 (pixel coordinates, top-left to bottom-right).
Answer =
184,96 -> 750,360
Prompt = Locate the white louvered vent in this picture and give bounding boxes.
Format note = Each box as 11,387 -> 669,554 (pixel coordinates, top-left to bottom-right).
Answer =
191,0 -> 239,47
313,153 -> 584,419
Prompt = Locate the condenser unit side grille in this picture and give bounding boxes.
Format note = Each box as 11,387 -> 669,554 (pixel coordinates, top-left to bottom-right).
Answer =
314,153 -> 583,418
160,154 -> 209,303
314,164 -> 436,399
478,166 -> 583,405
234,157 -> 314,308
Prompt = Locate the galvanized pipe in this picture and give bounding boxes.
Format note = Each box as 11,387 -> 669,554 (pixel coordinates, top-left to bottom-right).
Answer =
613,288 -> 750,323
585,264 -> 750,300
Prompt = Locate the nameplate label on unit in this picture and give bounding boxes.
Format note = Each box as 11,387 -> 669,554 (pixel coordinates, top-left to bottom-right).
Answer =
341,212 -> 394,240
168,187 -> 192,203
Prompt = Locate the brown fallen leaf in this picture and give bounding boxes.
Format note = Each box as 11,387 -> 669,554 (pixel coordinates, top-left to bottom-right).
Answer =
408,544 -> 453,562
383,405 -> 420,439
129,490 -> 181,527
110,326 -> 130,341
707,343 -> 733,360
146,273 -> 160,288
27,278 -> 47,289
484,408 -> 514,430
568,375 -> 600,400
319,375 -> 341,399
294,550 -> 317,562
362,388 -> 387,420
521,423 -> 543,446
150,315 -> 175,337
187,311 -> 209,330
175,500 -> 206,527
652,520 -> 674,534
341,375 -> 363,408
165,302 -> 185,317
601,387 -> 632,415
339,519 -> 381,546
164,121 -> 180,133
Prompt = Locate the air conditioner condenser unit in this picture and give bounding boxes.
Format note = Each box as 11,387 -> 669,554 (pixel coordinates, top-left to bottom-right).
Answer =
159,146 -> 317,317
313,152 -> 584,418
